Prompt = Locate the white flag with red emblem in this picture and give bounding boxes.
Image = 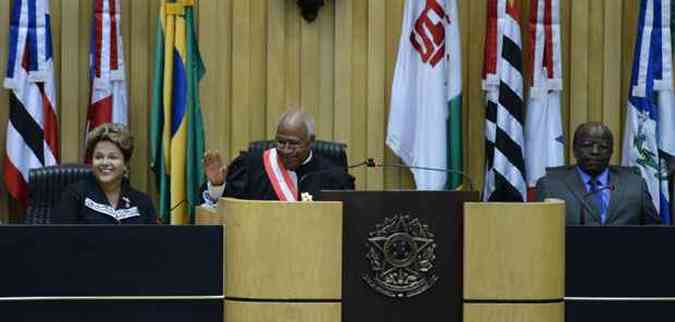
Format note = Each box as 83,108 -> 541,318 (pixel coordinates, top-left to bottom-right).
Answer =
387,0 -> 463,190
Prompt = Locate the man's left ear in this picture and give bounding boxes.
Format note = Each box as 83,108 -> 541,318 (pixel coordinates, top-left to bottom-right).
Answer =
308,135 -> 316,144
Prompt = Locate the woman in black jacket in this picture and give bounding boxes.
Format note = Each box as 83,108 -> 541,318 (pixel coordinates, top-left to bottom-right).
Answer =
53,123 -> 157,224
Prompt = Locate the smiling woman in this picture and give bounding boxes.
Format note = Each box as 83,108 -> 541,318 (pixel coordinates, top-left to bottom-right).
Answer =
51,123 -> 158,224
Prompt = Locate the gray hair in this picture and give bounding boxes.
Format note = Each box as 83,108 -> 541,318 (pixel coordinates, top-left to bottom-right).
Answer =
278,110 -> 316,139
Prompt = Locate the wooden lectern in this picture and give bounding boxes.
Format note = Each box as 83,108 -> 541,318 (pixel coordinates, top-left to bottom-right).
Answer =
197,198 -> 343,322
196,196 -> 565,322
463,200 -> 565,322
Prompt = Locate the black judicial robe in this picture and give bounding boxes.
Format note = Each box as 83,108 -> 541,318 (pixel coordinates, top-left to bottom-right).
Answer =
221,150 -> 355,200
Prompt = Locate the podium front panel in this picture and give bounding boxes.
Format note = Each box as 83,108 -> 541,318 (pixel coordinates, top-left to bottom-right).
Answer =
463,201 -> 565,322
464,302 -> 564,322
0,225 -> 223,321
218,198 -> 343,322
221,198 -> 342,299
1,300 -> 223,321
0,225 -> 223,297
566,226 -> 675,322
225,301 -> 340,322
464,201 -> 565,300
320,190 -> 478,322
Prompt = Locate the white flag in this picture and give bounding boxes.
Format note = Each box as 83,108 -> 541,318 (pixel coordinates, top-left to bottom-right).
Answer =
386,0 -> 462,190
525,0 -> 564,188
622,0 -> 675,224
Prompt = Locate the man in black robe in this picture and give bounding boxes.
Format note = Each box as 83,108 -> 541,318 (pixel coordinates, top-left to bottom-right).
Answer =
201,110 -> 354,204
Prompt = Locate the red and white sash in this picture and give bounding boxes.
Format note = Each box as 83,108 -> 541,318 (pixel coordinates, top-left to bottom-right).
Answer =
263,148 -> 298,201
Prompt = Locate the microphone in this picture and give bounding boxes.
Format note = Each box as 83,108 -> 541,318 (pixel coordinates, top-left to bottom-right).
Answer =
578,184 -> 615,225
365,159 -> 475,191
297,159 -> 368,190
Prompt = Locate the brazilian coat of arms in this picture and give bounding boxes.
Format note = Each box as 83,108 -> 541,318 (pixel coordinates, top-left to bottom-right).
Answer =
362,214 -> 439,298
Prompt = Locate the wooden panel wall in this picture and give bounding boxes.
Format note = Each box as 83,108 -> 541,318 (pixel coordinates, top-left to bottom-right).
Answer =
0,0 -> 641,222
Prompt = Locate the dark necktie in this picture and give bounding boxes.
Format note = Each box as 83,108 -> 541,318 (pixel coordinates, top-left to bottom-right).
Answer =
588,179 -> 606,224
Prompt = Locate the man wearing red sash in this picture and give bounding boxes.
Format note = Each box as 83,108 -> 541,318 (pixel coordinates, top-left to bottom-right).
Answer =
201,110 -> 354,203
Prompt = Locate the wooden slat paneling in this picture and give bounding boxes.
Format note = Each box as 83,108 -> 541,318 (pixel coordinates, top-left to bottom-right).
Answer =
59,0 -> 82,163
199,0 -> 231,160
366,0 -> 386,190
467,0 -> 488,188
384,0 -> 404,189
231,0 -> 251,154
350,0 -> 369,190
569,0 -> 590,161
560,0 -> 572,161
588,0 -> 605,122
266,0 -> 286,138
333,0 -> 352,150
603,0 -> 623,165
250,0 -> 267,141
128,0 -> 152,192
300,12 -> 321,123
285,2 -> 301,110
318,0 -> 335,140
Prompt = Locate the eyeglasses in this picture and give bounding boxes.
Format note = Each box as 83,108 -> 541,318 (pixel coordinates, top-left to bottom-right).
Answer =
275,138 -> 304,150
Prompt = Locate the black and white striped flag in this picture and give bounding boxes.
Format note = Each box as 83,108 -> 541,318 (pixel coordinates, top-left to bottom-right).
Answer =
482,0 -> 527,201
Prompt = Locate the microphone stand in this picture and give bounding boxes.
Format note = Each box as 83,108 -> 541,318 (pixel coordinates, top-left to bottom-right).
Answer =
297,159 -> 369,190
366,159 -> 475,192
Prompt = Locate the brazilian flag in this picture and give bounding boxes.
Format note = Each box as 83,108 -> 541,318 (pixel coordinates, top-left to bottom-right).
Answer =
150,0 -> 206,224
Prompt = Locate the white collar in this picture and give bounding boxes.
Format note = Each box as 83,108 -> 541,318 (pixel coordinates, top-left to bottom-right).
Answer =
301,150 -> 313,166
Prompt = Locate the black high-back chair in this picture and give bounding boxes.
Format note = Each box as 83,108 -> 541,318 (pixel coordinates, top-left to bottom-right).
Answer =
25,164 -> 92,224
247,139 -> 348,168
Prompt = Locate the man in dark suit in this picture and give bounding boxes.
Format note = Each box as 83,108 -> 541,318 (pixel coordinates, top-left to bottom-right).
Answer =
201,110 -> 354,203
536,122 -> 659,225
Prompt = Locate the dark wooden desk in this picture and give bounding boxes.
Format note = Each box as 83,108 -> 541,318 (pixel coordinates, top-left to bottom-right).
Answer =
566,225 -> 675,322
0,225 -> 223,321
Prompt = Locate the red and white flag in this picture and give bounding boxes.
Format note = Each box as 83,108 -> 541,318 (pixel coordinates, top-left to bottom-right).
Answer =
3,0 -> 60,206
524,0 -> 564,196
86,0 -> 128,137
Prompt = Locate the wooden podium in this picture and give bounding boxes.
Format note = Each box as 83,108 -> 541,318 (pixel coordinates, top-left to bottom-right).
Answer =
197,198 -> 343,322
197,197 -> 565,322
463,200 -> 565,322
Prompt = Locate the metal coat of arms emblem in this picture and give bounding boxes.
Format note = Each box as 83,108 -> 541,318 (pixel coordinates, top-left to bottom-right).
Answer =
362,214 -> 438,298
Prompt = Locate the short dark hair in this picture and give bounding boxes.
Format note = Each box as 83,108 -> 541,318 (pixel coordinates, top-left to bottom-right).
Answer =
572,122 -> 613,146
85,123 -> 134,163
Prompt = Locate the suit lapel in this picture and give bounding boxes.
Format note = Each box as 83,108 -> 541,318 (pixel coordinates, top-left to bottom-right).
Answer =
562,167 -> 601,223
604,167 -> 624,224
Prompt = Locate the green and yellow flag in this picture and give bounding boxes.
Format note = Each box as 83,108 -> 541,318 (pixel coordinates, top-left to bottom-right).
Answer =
150,0 -> 206,224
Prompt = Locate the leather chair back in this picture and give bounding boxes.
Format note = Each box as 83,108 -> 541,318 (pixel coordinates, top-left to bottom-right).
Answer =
247,139 -> 348,168
25,164 -> 92,224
